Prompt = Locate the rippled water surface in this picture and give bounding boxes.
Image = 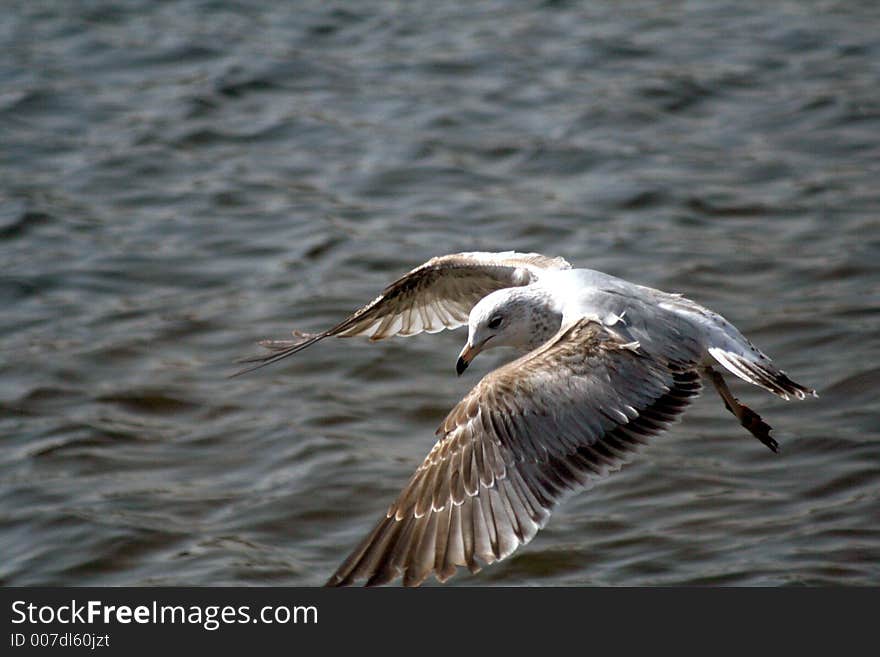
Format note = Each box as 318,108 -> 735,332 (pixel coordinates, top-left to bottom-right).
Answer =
2,0 -> 879,586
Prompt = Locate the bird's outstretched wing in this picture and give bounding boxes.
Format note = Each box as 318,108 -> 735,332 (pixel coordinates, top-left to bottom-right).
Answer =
233,251 -> 570,375
325,318 -> 702,587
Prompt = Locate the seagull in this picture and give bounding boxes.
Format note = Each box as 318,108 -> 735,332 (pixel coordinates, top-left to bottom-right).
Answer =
235,251 -> 816,586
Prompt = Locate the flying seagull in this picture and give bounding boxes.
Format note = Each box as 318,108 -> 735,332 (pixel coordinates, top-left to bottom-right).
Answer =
235,251 -> 815,586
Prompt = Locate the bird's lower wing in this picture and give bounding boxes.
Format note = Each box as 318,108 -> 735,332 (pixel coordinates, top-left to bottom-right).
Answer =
326,319 -> 701,586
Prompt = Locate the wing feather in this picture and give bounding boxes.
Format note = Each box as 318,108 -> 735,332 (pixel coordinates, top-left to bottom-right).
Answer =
325,319 -> 702,586
233,251 -> 570,375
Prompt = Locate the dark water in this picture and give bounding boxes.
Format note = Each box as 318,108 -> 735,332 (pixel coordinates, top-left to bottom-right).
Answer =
2,0 -> 879,586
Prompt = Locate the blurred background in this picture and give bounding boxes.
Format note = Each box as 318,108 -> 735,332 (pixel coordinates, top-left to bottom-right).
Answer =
1,0 -> 878,586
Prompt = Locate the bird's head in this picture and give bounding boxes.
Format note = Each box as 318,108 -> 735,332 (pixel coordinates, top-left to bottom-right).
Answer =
456,287 -> 560,375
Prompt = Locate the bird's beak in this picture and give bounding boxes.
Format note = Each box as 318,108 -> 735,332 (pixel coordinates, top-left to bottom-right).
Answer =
456,338 -> 490,376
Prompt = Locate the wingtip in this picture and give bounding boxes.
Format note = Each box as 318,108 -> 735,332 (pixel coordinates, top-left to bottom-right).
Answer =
323,574 -> 347,587
228,357 -> 263,379
228,353 -> 274,378
229,333 -> 330,378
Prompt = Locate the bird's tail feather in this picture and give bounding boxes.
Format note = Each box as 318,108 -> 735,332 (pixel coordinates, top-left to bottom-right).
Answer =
708,347 -> 816,400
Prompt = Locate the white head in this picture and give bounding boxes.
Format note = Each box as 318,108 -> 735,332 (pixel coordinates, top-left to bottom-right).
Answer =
456,287 -> 562,375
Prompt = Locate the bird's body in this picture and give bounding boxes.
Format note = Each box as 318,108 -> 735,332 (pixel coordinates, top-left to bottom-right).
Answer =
526,267 -> 806,399
236,251 -> 815,586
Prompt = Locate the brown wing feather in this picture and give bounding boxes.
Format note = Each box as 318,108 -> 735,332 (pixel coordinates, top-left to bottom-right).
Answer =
233,251 -> 570,376
325,319 -> 702,586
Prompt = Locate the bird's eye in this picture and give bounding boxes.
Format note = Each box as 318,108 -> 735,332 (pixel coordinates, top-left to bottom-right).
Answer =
487,315 -> 503,330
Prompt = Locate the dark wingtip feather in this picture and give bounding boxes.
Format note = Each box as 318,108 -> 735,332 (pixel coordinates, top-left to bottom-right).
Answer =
228,333 -> 328,378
